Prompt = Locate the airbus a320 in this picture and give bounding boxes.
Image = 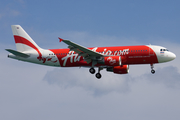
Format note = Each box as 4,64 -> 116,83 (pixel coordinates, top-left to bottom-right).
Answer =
6,25 -> 176,79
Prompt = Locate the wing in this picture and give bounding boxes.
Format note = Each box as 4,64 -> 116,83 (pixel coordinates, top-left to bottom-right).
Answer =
59,38 -> 104,64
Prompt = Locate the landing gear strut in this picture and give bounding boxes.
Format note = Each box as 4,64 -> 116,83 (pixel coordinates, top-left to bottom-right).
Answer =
95,67 -> 103,79
150,64 -> 155,74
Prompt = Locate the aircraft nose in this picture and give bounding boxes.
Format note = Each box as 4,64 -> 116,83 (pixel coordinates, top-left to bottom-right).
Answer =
169,52 -> 176,60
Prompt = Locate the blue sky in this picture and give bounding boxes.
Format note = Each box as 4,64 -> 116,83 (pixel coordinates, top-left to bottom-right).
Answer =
1,0 -> 180,120
1,0 -> 180,45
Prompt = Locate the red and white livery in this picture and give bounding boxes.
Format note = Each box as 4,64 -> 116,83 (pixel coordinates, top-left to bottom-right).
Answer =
6,25 -> 176,79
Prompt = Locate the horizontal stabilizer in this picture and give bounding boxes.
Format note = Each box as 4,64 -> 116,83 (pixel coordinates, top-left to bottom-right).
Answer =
5,49 -> 30,58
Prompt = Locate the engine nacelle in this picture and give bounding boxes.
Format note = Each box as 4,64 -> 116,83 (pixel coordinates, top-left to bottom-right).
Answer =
106,65 -> 129,74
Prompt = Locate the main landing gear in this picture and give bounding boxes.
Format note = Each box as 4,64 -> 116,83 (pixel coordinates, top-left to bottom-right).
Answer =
95,73 -> 102,79
89,67 -> 103,79
150,64 -> 155,74
89,67 -> 95,74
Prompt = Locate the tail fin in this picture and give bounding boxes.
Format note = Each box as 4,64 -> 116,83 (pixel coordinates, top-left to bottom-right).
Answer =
11,25 -> 41,52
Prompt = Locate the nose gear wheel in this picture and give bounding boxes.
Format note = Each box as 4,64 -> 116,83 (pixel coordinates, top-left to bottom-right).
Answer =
150,64 -> 155,74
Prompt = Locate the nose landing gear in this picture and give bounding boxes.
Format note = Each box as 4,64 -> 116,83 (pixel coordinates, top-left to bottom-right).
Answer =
151,69 -> 155,74
150,64 -> 155,74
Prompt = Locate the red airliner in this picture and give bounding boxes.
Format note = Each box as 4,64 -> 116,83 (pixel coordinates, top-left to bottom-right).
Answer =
6,25 -> 176,79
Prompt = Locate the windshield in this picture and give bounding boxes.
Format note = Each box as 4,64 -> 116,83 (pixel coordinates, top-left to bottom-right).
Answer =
160,49 -> 169,51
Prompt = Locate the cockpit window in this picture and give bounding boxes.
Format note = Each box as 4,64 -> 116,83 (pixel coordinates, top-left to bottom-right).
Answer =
160,49 -> 169,51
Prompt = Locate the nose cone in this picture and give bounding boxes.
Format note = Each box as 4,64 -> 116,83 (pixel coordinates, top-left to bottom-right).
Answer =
169,52 -> 176,61
157,51 -> 176,63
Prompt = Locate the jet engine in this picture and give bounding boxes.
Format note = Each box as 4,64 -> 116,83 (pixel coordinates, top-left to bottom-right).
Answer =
106,65 -> 129,74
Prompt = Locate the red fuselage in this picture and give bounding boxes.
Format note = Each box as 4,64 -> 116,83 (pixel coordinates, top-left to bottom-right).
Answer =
49,45 -> 158,67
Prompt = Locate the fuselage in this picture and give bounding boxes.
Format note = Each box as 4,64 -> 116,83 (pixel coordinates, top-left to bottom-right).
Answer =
7,25 -> 176,79
8,45 -> 176,67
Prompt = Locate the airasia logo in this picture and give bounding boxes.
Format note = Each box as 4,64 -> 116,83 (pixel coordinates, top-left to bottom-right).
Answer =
61,47 -> 129,66
61,51 -> 81,66
107,57 -> 117,65
61,47 -> 98,66
37,56 -> 57,63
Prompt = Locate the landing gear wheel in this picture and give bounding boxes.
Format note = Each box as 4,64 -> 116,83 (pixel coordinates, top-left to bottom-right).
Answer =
89,68 -> 95,74
150,64 -> 155,74
95,73 -> 102,79
151,69 -> 155,74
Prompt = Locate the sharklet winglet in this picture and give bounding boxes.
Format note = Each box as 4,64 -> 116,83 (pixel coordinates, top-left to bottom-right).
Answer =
58,37 -> 64,42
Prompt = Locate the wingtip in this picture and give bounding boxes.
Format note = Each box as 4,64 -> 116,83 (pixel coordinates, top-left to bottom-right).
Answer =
58,37 -> 64,42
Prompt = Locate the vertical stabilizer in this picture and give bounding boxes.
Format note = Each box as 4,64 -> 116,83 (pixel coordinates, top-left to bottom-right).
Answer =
11,25 -> 41,52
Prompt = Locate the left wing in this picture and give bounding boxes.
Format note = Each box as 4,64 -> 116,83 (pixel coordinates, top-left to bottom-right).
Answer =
59,38 -> 104,64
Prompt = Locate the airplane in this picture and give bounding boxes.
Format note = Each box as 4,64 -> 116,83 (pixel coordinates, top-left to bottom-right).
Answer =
6,25 -> 176,79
